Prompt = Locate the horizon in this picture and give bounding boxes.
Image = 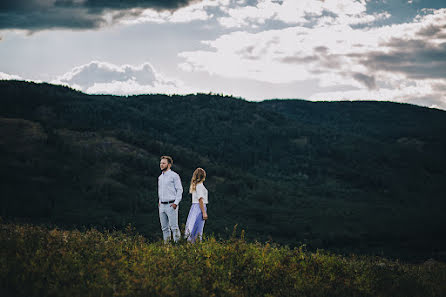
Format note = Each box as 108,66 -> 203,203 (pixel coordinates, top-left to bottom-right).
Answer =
3,79 -> 446,112
1,0 -> 445,110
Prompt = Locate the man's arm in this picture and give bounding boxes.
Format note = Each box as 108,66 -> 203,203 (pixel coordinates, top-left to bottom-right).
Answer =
173,173 -> 183,206
157,175 -> 161,207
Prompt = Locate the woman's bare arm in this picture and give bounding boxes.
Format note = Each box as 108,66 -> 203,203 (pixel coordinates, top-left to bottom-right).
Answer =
199,198 -> 208,220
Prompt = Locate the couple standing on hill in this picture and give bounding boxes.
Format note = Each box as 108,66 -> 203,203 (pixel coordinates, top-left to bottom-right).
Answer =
158,155 -> 208,243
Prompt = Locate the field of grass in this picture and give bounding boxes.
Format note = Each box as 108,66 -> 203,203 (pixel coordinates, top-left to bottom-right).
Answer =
1,221 -> 445,297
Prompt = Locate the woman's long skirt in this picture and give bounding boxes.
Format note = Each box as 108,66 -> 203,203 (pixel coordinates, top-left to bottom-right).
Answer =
185,203 -> 207,243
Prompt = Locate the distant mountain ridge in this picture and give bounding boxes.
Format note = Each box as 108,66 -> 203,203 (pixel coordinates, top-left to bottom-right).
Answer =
1,80 -> 446,261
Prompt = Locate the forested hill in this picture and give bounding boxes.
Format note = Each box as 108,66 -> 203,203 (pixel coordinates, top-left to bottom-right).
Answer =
1,80 -> 446,261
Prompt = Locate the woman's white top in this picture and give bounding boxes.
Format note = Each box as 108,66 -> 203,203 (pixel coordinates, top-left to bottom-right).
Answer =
192,182 -> 208,204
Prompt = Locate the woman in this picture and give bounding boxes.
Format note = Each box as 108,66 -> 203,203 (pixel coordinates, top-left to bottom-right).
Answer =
185,168 -> 208,243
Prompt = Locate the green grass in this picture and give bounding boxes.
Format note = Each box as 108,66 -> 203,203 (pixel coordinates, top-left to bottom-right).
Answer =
1,222 -> 445,297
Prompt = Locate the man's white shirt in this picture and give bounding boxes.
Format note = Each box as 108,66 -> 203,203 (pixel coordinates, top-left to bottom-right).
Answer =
158,169 -> 183,205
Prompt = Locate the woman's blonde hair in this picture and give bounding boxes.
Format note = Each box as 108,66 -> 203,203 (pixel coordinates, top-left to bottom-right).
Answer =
189,168 -> 206,193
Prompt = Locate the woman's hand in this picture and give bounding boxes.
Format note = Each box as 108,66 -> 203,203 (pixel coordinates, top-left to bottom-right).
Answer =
202,212 -> 208,220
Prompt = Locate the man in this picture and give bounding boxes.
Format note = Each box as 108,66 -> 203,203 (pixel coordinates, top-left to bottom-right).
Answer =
158,155 -> 183,242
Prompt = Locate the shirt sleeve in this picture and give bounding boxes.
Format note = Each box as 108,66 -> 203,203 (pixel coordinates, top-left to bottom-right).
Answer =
158,176 -> 161,203
173,173 -> 183,205
196,183 -> 205,200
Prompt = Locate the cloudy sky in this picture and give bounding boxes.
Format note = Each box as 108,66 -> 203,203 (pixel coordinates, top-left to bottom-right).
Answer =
1,0 -> 445,109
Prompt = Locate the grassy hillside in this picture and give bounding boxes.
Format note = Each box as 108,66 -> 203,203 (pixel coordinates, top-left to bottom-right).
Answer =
1,222 -> 446,297
1,80 -> 446,260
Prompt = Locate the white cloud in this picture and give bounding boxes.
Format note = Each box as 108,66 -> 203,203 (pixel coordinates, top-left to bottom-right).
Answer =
0,72 -> 23,80
179,27 -> 312,83
120,0 -> 229,24
179,25 -> 372,84
118,0 -> 383,27
309,79 -> 446,110
85,79 -> 186,96
53,61 -> 193,95
218,0 -> 279,28
216,0 -> 389,28
179,8 -> 446,109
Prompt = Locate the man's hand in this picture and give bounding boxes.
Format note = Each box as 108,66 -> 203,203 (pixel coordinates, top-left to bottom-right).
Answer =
171,203 -> 177,209
202,212 -> 208,220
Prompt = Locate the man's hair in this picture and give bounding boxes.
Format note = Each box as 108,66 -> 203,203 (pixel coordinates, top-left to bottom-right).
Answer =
160,155 -> 173,165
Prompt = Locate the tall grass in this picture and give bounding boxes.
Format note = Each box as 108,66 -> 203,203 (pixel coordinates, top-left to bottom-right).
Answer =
1,222 -> 445,297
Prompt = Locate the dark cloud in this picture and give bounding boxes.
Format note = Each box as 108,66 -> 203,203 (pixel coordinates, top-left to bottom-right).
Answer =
236,45 -> 261,61
0,0 -> 200,30
352,38 -> 446,80
0,9 -> 104,31
351,72 -> 376,90
280,55 -> 318,63
237,38 -> 280,61
416,24 -> 446,37
314,46 -> 328,54
384,38 -> 427,49
83,0 -> 195,11
280,46 -> 339,67
432,83 -> 446,92
318,56 -> 342,69
280,48 -> 380,87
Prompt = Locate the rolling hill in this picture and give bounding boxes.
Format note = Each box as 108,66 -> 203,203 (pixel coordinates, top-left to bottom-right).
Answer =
1,80 -> 446,261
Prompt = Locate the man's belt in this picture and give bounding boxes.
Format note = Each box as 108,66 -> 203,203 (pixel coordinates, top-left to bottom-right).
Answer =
160,200 -> 175,204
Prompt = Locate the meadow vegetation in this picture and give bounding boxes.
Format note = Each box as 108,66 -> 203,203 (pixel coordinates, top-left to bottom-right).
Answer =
1,221 -> 445,297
